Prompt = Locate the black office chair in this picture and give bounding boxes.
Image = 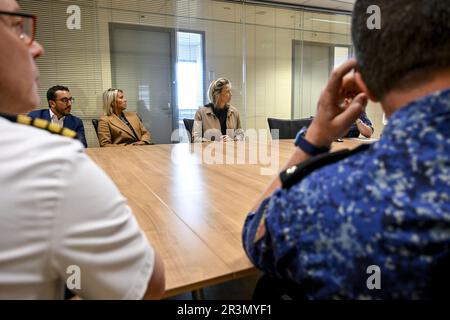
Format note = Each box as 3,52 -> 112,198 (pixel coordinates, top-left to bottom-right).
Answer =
267,117 -> 313,139
92,119 -> 99,136
183,118 -> 194,142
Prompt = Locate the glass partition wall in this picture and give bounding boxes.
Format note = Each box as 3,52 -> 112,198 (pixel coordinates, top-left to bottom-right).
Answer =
20,0 -> 375,147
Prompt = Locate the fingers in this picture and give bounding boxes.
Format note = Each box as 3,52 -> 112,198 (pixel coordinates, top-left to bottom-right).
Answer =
352,92 -> 368,110
221,135 -> 233,142
341,72 -> 362,98
325,59 -> 358,97
334,92 -> 368,129
303,59 -> 363,146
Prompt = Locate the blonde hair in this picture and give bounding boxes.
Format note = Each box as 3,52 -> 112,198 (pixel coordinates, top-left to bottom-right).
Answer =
207,78 -> 231,105
102,88 -> 123,116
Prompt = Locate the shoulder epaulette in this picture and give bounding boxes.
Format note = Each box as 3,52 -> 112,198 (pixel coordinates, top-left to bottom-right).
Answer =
0,112 -> 77,139
280,143 -> 371,190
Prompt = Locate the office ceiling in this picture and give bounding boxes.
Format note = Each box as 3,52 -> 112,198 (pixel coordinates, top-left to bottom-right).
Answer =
255,0 -> 355,12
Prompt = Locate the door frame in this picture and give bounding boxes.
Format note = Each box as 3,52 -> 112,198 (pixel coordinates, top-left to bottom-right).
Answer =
109,23 -> 179,132
291,40 -> 352,119
109,23 -> 208,138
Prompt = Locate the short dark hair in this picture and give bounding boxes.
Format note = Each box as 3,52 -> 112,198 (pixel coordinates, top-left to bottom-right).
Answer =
47,85 -> 70,107
352,0 -> 450,100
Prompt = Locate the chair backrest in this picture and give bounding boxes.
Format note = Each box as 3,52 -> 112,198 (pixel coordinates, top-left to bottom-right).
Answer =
267,117 -> 313,139
92,119 -> 99,136
183,118 -> 194,142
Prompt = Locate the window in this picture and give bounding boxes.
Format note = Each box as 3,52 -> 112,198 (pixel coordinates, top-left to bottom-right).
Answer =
333,46 -> 350,69
176,32 -> 204,123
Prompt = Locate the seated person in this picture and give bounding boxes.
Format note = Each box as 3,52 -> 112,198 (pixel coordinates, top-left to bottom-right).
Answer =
98,88 -> 152,147
342,97 -> 374,138
0,0 -> 164,299
193,78 -> 244,142
28,85 -> 87,147
243,0 -> 450,299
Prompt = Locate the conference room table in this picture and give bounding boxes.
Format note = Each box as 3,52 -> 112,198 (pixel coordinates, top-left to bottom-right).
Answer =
86,138 -> 373,298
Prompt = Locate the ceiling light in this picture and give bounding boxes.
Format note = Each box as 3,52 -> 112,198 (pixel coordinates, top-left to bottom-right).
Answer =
310,18 -> 350,25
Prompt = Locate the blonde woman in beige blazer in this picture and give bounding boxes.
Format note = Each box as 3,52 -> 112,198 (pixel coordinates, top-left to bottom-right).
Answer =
98,88 -> 152,147
193,78 -> 244,143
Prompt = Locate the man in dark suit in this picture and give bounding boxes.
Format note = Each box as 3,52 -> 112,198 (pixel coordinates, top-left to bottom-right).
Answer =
29,85 -> 87,147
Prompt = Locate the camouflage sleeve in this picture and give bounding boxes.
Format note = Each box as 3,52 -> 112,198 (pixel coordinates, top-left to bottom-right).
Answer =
242,189 -> 299,280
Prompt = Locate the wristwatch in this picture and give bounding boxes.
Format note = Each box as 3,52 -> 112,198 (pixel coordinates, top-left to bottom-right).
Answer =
294,127 -> 330,156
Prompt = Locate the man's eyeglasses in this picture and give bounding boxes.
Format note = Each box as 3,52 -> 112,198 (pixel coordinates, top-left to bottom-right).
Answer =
0,11 -> 36,45
56,97 -> 75,104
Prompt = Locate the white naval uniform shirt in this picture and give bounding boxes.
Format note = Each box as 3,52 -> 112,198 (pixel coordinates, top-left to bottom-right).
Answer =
0,117 -> 154,299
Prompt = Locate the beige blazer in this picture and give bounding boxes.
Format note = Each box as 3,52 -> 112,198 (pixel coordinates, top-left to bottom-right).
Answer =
98,112 -> 152,147
192,104 -> 244,143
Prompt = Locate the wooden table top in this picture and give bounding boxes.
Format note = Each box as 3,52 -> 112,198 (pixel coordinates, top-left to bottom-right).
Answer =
86,138 -> 367,297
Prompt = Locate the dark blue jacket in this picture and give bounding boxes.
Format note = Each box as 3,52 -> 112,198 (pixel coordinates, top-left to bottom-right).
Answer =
28,109 -> 87,147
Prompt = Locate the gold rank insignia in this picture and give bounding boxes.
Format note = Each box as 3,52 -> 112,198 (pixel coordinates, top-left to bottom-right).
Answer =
1,112 -> 78,139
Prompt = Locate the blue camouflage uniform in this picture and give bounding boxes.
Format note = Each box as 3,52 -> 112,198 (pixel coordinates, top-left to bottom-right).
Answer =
345,111 -> 373,138
243,88 -> 450,299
